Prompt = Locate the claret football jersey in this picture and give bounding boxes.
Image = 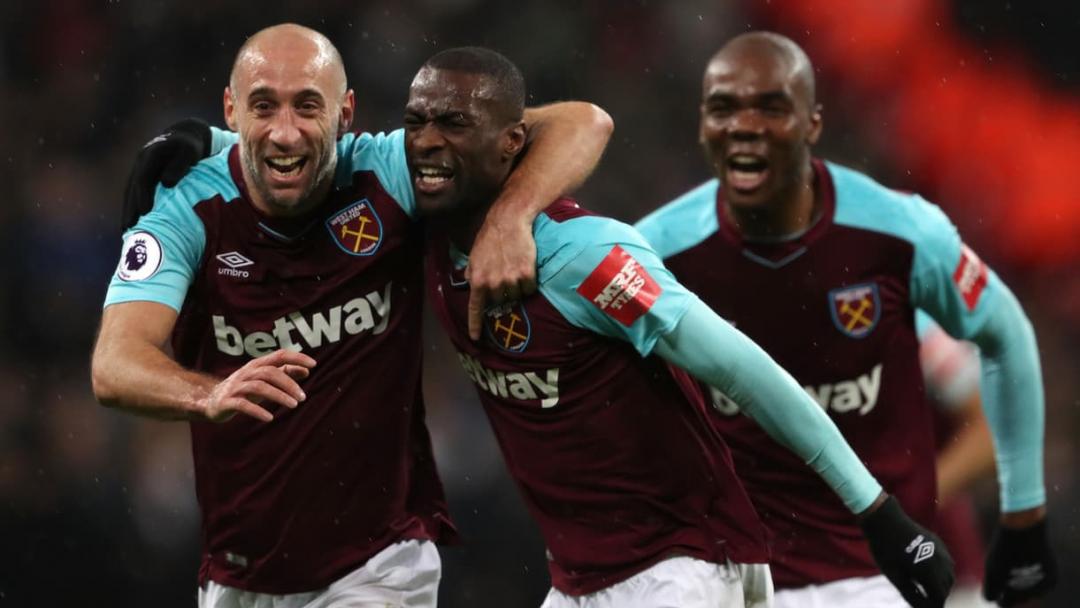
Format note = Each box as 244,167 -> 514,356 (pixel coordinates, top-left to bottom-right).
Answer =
426,199 -> 769,596
636,159 -> 1002,588
105,131 -> 456,593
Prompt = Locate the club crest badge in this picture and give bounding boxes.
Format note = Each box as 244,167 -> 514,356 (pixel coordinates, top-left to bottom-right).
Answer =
484,302 -> 531,353
327,199 -> 383,256
116,231 -> 162,282
829,282 -> 881,339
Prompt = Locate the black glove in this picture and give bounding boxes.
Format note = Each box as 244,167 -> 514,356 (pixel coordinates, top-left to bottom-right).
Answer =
983,519 -> 1057,606
859,495 -> 955,608
121,118 -> 212,232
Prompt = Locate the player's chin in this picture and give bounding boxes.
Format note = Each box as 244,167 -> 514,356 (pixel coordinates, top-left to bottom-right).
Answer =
723,183 -> 771,208
415,190 -> 461,218
413,175 -> 462,215
264,184 -> 312,211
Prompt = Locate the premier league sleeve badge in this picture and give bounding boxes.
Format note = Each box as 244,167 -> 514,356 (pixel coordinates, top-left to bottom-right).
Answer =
116,231 -> 163,282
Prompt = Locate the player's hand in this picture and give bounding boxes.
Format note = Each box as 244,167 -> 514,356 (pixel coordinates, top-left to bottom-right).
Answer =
122,118 -> 212,231
859,494 -> 955,608
199,349 -> 317,423
466,207 -> 538,340
983,514 -> 1056,606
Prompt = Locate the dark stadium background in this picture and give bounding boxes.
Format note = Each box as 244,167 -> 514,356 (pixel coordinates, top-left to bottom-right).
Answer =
2,0 -> 1077,605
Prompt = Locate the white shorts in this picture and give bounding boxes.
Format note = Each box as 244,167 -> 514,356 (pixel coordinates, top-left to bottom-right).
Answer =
198,539 -> 441,608
945,583 -> 995,608
540,557 -> 773,608
773,574 -> 906,608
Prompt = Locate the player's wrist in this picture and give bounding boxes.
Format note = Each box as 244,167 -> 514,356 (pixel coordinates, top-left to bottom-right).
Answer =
1000,505 -> 1046,529
854,491 -> 888,520
484,195 -> 537,231
187,376 -> 223,421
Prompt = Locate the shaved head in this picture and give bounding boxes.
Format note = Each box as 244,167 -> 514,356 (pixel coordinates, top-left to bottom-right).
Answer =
223,23 -> 354,218
698,30 -> 823,230
709,31 -> 816,107
230,23 -> 347,98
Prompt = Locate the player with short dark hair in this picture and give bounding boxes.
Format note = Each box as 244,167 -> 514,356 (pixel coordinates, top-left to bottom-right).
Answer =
634,31 -> 1056,608
92,24 -> 613,608
411,46 -> 953,608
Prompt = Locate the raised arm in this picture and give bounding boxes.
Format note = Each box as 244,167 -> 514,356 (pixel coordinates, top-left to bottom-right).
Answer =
466,102 -> 613,339
92,302 -> 315,422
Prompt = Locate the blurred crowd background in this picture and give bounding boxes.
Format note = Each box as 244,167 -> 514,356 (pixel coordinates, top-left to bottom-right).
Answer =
1,0 -> 1077,606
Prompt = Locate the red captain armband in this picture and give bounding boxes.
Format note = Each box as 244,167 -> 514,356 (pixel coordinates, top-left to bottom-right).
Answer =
577,245 -> 662,326
952,244 -> 988,311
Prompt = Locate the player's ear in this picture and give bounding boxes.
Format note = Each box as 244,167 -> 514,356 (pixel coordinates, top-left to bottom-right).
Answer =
807,103 -> 823,146
504,120 -> 526,159
338,89 -> 355,137
224,87 -> 238,131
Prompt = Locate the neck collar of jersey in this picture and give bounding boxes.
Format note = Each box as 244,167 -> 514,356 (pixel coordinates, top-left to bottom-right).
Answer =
228,146 -> 328,242
715,157 -> 836,261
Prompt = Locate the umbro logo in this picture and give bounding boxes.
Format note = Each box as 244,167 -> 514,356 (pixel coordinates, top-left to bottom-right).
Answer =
142,134 -> 169,148
217,251 -> 253,278
1008,564 -> 1045,590
217,251 -> 253,268
905,534 -> 936,564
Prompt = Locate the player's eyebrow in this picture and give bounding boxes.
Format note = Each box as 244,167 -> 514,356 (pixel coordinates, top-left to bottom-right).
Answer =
704,89 -> 791,105
404,105 -> 475,123
755,91 -> 793,105
247,86 -> 326,101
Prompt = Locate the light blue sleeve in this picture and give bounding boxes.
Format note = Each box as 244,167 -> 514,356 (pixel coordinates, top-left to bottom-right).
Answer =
209,126 -> 237,155
831,161 -> 1045,512
898,197 -> 1044,512
633,179 -> 720,260
655,299 -> 883,513
334,129 -> 416,219
103,154 -> 234,312
536,214 -> 695,356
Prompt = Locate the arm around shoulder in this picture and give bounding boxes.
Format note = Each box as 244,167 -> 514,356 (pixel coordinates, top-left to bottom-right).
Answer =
464,101 -> 613,339
520,101 -> 614,195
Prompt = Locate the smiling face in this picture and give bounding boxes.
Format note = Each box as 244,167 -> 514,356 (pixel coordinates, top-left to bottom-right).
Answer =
699,36 -> 822,211
223,26 -> 353,217
403,66 -> 525,219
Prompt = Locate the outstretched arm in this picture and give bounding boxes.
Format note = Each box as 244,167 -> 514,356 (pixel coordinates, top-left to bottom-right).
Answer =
654,299 -> 884,513
92,301 -> 314,422
654,298 -> 955,608
466,101 -> 613,339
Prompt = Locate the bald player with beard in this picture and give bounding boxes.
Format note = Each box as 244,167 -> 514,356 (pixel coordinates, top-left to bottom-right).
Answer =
636,32 -> 1056,608
93,24 -> 612,608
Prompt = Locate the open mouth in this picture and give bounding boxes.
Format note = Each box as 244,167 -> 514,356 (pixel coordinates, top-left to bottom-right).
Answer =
265,155 -> 308,180
725,154 -> 770,193
413,165 -> 455,194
